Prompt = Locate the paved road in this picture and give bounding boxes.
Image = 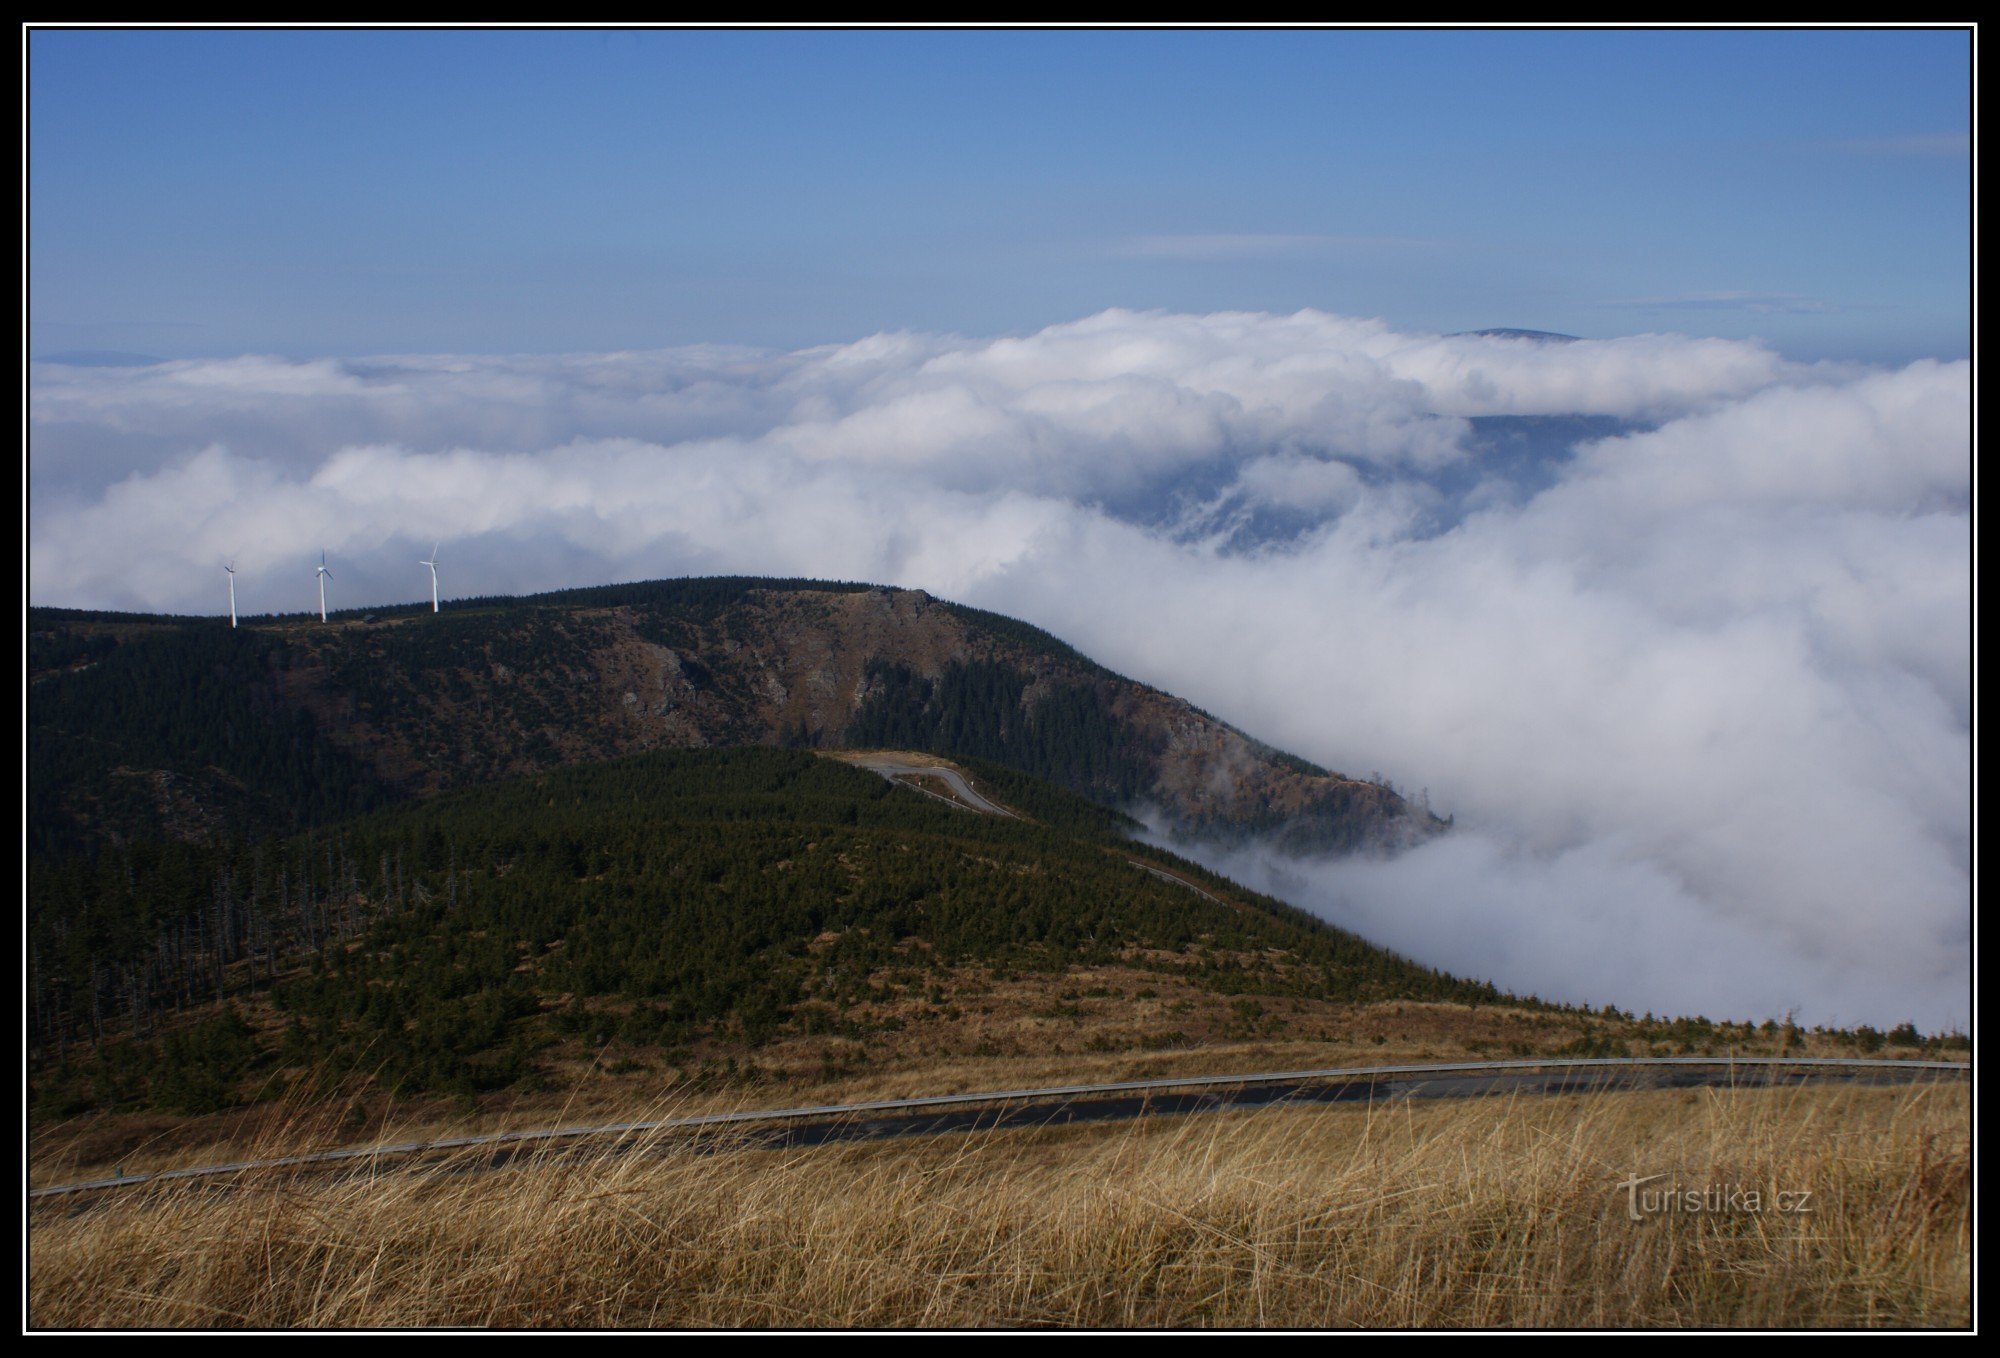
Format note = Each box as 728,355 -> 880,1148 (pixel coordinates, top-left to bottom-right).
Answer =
847,757 -> 1019,817
29,1057 -> 1966,1202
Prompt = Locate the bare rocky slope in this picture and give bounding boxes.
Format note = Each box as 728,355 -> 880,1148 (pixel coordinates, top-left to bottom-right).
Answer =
30,578 -> 1439,858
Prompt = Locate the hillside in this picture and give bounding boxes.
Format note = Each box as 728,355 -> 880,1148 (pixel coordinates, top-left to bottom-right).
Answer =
28,747 -> 1498,1120
29,577 -> 1436,861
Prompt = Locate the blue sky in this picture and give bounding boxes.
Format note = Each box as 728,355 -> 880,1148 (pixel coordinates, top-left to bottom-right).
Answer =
29,26 -> 1972,363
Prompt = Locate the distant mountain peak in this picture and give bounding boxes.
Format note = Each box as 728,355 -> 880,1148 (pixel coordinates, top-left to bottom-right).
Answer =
1449,328 -> 1582,343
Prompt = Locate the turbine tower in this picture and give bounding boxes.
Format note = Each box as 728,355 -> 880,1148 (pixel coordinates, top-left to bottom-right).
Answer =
316,550 -> 332,623
420,542 -> 440,613
224,558 -> 238,628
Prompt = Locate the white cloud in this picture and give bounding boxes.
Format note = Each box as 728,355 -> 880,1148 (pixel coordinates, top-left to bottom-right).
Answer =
27,309 -> 1970,1030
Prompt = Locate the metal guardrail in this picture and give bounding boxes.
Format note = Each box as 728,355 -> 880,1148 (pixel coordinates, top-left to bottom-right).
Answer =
28,1055 -> 1968,1200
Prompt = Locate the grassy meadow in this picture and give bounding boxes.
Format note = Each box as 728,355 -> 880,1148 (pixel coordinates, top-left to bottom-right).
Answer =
29,1075 -> 1969,1329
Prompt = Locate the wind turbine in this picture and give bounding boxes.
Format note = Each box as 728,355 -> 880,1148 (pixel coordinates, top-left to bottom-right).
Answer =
420,542 -> 440,613
316,550 -> 332,623
224,557 -> 238,628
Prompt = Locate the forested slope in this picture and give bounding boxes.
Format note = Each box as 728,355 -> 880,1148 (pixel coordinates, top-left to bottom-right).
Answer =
29,749 -> 1497,1115
30,577 -> 1437,862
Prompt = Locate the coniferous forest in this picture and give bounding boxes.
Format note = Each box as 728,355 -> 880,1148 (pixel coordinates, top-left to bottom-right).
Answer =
27,580 -> 1484,1125
29,577 -> 1435,864
29,749 -> 1499,1116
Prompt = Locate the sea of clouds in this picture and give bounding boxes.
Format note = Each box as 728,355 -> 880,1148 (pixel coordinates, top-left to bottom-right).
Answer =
28,308 -> 1971,1030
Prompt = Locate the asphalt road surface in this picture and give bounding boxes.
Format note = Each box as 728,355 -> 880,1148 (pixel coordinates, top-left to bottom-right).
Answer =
846,756 -> 1019,816
29,1057 -> 1966,1203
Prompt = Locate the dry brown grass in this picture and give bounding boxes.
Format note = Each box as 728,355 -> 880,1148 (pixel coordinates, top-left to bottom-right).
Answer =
29,1079 -> 1968,1329
40,981 -> 1925,1191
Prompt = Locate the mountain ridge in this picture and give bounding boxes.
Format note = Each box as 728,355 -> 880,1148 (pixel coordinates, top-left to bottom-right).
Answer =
29,576 -> 1441,861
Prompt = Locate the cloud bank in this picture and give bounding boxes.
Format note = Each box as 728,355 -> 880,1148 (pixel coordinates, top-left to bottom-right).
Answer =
28,309 -> 1970,1030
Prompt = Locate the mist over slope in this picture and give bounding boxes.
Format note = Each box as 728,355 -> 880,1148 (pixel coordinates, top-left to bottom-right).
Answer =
28,308 -> 1970,1028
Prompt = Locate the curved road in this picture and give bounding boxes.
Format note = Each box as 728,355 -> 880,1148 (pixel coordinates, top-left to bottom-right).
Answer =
847,756 -> 1019,817
28,1057 -> 1966,1201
